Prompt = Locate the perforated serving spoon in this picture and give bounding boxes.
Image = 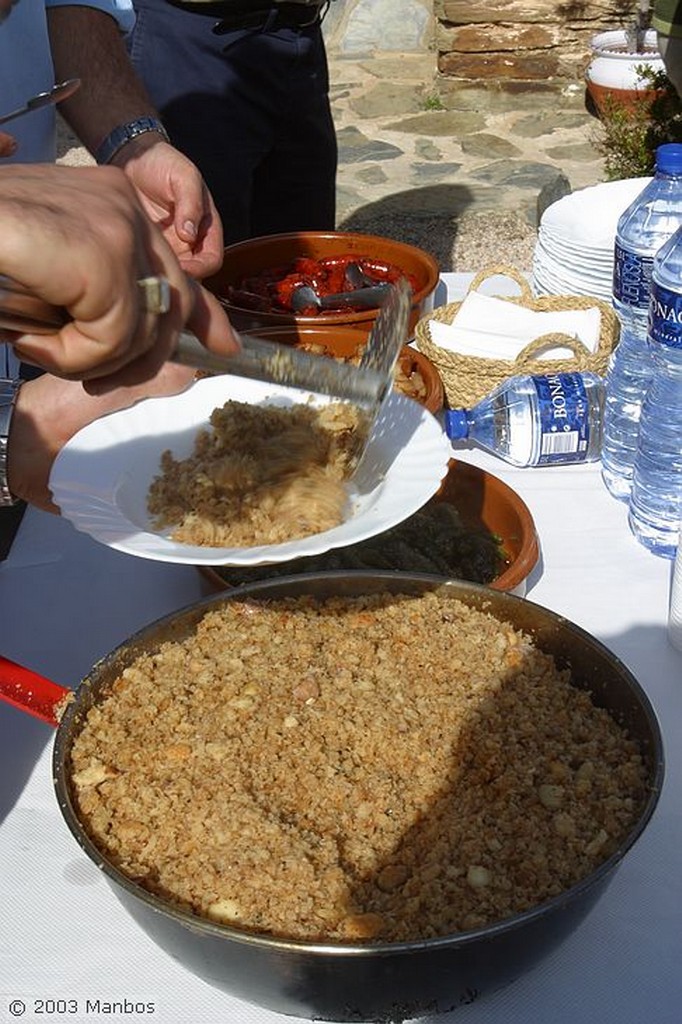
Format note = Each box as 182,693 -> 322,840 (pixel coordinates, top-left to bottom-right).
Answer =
0,78 -> 81,127
0,274 -> 411,428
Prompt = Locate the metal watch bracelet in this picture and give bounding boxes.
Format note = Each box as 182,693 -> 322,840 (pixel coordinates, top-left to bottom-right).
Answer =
95,116 -> 170,166
0,378 -> 22,507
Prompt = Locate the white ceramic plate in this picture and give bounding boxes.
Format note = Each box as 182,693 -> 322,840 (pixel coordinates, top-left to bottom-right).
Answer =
535,234 -> 615,264
532,256 -> 612,295
49,376 -> 451,566
538,177 -> 651,247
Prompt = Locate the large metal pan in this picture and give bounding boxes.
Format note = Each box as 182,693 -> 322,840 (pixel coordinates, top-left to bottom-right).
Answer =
0,573 -> 664,1023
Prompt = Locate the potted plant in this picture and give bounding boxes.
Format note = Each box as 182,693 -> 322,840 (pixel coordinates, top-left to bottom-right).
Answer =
593,64 -> 682,178
586,1 -> 682,178
585,0 -> 664,113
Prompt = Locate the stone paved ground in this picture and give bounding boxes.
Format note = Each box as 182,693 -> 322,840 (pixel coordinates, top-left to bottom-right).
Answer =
58,51 -> 608,273
329,53 -> 607,272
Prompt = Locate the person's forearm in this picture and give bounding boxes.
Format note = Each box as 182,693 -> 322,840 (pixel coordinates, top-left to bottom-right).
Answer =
47,9 -> 225,279
8,368 -> 196,513
46,7 -> 161,157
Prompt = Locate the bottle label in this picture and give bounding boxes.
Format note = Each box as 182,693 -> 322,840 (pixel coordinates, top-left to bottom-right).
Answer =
613,242 -> 654,310
533,373 -> 592,465
649,280 -> 682,349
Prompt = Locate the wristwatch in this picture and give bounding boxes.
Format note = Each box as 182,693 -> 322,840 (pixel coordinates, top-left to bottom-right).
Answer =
0,378 -> 22,507
95,116 -> 170,166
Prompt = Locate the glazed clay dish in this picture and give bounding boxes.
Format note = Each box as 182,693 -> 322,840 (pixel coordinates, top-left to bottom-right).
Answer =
205,230 -> 440,334
239,323 -> 445,415
200,458 -> 540,597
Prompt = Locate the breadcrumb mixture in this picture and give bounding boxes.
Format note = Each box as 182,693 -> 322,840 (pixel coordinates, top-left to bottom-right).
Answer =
70,591 -> 648,943
147,400 -> 366,547
299,341 -> 427,404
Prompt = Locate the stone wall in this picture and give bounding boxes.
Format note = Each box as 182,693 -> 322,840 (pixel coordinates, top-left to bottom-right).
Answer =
434,0 -> 641,82
323,1 -> 643,84
323,0 -> 434,56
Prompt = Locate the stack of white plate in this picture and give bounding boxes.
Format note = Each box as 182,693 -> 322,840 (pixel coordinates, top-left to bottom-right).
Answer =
533,177 -> 651,300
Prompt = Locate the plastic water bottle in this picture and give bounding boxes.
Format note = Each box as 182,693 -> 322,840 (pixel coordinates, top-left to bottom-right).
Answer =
628,225 -> 682,558
444,372 -> 604,467
669,530 -> 682,652
602,143 -> 682,501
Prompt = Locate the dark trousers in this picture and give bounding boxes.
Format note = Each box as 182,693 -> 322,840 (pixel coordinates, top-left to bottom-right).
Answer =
127,0 -> 338,244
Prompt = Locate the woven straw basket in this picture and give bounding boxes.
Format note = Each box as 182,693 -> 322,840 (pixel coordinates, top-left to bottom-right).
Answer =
414,265 -> 621,408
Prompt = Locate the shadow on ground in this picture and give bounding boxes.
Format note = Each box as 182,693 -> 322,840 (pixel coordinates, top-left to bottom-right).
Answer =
338,183 -> 476,269
338,184 -> 538,272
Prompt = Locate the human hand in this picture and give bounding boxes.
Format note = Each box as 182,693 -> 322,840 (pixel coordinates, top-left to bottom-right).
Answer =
0,163 -> 238,387
7,364 -> 196,513
111,136 -> 224,279
0,131 -> 17,157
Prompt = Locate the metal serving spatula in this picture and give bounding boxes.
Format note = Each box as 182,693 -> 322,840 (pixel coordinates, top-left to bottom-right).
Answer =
0,274 -> 411,417
0,78 -> 81,127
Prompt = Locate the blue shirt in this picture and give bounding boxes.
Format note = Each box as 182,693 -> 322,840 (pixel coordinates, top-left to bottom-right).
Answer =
0,0 -> 134,377
0,0 -> 134,163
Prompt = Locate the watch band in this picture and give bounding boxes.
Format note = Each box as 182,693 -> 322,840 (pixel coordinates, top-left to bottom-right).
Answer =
95,117 -> 170,166
0,378 -> 22,507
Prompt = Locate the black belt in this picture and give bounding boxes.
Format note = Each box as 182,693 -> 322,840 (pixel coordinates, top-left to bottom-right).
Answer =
167,1 -> 324,31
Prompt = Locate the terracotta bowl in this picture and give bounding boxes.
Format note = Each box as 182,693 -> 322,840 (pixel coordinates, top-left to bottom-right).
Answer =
439,460 -> 539,595
245,324 -> 445,415
204,230 -> 440,334
200,459 -> 540,597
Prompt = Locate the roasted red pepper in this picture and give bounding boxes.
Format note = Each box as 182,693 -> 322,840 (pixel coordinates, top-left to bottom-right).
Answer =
226,254 -> 418,314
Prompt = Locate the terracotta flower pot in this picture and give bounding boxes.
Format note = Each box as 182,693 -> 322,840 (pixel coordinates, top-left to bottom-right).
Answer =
585,29 -> 666,115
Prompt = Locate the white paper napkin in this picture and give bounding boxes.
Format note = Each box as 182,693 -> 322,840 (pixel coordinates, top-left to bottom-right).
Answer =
427,291 -> 602,360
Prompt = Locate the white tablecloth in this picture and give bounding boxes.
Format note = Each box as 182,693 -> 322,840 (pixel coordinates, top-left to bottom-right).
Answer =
0,275 -> 680,1024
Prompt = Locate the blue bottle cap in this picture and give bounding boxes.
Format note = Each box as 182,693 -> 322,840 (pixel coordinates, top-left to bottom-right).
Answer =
655,143 -> 682,174
444,408 -> 469,440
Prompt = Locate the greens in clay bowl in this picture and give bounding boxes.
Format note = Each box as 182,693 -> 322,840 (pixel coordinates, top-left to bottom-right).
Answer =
200,459 -> 540,596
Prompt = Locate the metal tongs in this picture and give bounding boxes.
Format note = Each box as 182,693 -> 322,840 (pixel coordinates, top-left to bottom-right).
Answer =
0,274 -> 411,421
